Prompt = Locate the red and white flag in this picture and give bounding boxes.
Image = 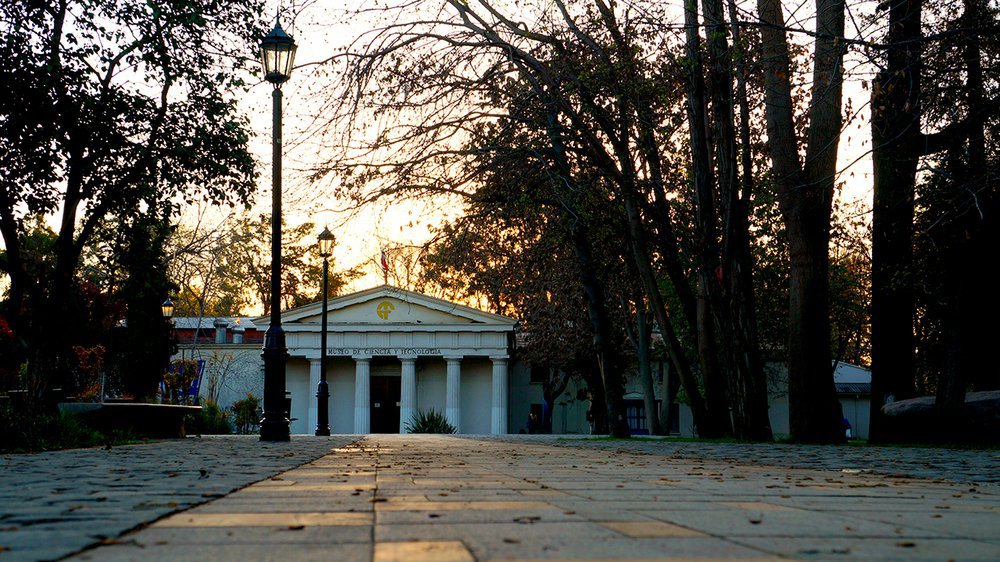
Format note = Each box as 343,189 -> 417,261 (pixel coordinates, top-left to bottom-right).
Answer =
380,249 -> 389,272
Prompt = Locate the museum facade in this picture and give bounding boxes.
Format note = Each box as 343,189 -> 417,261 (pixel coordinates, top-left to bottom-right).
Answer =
174,285 -> 524,435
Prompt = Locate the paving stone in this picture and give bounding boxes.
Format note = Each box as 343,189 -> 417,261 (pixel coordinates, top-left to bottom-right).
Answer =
190,497 -> 375,513
731,536 -> 1000,561
68,542 -> 373,561
373,506 -> 585,525
374,540 -> 474,562
466,536 -> 780,560
375,499 -> 555,511
643,507 -> 952,538
125,524 -> 372,545
847,508 -> 1000,540
152,511 -> 372,527
374,521 -> 622,543
717,501 -> 802,512
600,520 -> 706,538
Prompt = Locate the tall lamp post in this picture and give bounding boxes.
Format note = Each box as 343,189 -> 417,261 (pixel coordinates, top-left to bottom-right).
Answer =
315,227 -> 335,436
259,18 -> 297,441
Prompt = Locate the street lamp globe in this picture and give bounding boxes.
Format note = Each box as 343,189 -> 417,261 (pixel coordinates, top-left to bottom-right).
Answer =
260,19 -> 297,85
317,227 -> 335,258
161,298 -> 175,319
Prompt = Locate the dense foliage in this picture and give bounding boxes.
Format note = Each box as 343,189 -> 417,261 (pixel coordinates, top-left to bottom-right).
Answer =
0,0 -> 264,404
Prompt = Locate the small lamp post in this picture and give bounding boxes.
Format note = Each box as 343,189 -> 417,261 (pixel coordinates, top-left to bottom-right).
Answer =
161,298 -> 175,403
259,17 -> 297,441
315,227 -> 335,436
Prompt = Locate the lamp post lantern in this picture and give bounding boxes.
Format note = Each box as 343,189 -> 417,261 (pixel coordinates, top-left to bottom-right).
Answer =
259,18 -> 297,442
161,298 -> 175,320
315,227 -> 335,436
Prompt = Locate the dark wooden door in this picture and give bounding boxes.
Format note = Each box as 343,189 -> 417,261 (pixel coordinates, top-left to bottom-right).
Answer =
370,376 -> 400,433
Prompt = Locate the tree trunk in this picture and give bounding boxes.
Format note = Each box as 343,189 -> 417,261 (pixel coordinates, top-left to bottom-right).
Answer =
683,0 -> 732,437
0,196 -> 26,348
543,370 -> 572,434
583,362 -> 609,434
660,360 -> 680,434
960,0 -> 993,394
636,110 -> 699,333
785,203 -> 842,441
756,0 -> 846,442
546,109 -> 631,438
620,191 -> 715,437
635,304 -> 662,435
937,0 -> 988,424
869,0 -> 923,441
703,0 -> 772,441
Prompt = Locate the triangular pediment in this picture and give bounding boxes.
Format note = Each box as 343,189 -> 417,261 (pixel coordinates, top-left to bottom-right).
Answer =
258,285 -> 515,327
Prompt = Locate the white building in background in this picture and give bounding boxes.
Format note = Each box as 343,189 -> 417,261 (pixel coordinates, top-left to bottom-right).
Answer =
175,285 -> 517,434
174,285 -> 871,438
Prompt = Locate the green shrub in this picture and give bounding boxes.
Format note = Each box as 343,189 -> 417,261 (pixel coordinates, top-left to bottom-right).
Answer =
405,409 -> 456,434
231,393 -> 260,434
186,400 -> 233,435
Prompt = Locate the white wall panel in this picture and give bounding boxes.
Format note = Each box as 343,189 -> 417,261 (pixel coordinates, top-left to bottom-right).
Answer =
460,359 -> 492,434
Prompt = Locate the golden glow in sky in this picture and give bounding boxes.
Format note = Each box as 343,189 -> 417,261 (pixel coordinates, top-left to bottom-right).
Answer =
192,0 -> 878,304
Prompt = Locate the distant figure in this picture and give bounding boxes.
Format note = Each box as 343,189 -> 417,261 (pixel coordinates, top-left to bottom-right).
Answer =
842,417 -> 853,439
527,412 -> 540,434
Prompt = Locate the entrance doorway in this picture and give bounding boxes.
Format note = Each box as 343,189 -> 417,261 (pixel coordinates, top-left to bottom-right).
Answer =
370,375 -> 401,433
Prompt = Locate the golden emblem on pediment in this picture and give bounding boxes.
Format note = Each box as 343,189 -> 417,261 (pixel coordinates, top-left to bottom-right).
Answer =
376,301 -> 395,320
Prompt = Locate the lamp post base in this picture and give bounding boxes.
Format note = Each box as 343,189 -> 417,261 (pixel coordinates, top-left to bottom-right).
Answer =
316,381 -> 331,436
260,327 -> 290,442
260,418 -> 291,441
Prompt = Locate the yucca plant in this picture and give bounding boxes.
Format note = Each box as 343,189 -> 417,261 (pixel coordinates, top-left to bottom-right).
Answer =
405,409 -> 456,434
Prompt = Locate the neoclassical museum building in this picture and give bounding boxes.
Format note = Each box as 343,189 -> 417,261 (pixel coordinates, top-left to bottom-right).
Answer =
172,285 -> 583,435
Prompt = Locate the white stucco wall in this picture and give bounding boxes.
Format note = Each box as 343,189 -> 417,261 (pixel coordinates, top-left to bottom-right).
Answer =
459,358 -> 493,434
287,359 -> 310,435
329,357 -> 355,434
177,345 -> 263,412
415,360 -> 447,418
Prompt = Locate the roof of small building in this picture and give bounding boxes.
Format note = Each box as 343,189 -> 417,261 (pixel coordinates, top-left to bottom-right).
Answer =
836,382 -> 872,395
172,317 -> 259,330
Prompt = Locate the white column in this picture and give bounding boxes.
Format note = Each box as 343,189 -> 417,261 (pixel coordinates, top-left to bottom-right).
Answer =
445,356 -> 462,433
308,358 -> 321,434
353,356 -> 371,434
491,356 -> 509,435
399,356 -> 417,433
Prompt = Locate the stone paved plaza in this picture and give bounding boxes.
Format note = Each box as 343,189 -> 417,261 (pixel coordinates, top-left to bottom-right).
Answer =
2,436 -> 998,561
